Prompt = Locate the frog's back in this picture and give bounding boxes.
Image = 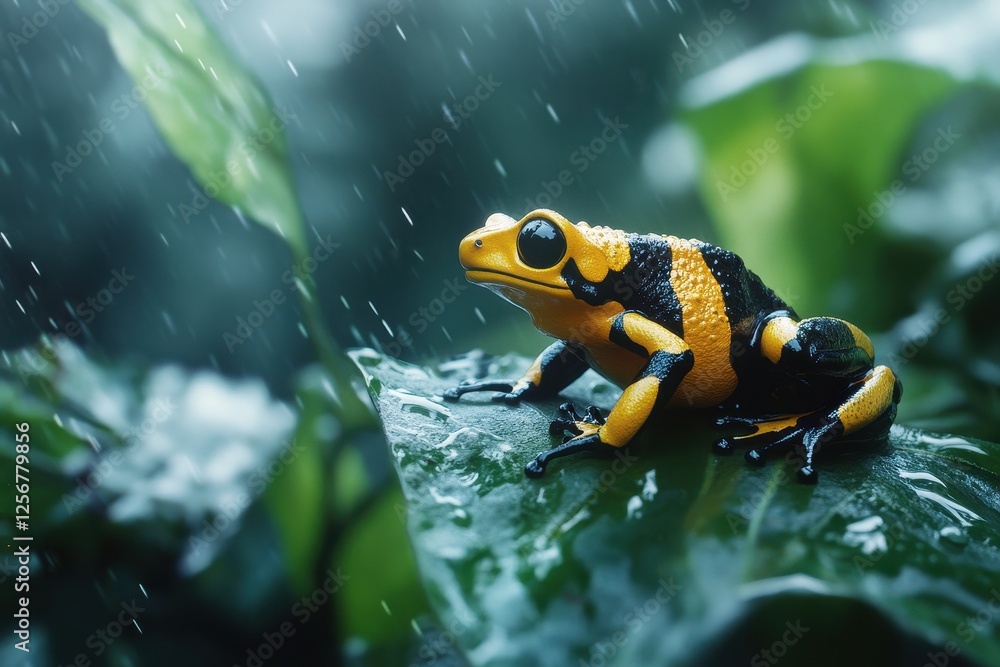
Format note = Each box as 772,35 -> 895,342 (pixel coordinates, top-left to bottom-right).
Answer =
614,233 -> 789,340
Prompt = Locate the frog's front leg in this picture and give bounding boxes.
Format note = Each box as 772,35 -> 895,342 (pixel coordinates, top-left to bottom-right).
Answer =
443,340 -> 589,405
525,312 -> 694,477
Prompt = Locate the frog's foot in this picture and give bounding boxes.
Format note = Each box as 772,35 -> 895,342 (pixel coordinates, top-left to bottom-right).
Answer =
548,401 -> 605,440
713,411 -> 841,484
442,379 -> 520,404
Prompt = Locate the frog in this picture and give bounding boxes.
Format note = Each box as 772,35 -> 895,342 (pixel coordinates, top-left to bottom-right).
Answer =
443,209 -> 902,483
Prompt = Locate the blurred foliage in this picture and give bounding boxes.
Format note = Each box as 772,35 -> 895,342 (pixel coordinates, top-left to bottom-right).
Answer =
77,0 -> 307,255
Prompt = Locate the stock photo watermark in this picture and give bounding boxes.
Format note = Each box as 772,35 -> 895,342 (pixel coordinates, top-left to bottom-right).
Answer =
234,567 -> 349,667
378,276 -> 468,358
61,398 -> 177,512
188,440 -> 305,556
884,253 -> 999,371
51,64 -> 171,183
579,577 -> 681,667
750,620 -> 810,666
50,598 -> 146,665
222,235 -> 340,352
523,115 -> 628,210
382,74 -> 502,192
6,0 -> 72,53
339,0 -> 406,62
714,85 -> 834,202
179,107 -> 299,223
870,0 -> 932,40
922,588 -> 1000,667
672,0 -> 753,73
844,126 -> 960,243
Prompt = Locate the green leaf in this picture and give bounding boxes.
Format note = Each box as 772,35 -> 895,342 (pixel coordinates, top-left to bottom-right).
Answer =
682,42 -> 957,320
77,0 -> 306,255
353,349 -> 1000,667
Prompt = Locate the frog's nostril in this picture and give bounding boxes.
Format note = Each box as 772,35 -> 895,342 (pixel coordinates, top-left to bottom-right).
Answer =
474,239 -> 483,248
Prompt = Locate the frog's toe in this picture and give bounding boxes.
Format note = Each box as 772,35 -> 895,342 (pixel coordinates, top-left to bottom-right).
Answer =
713,410 -> 841,483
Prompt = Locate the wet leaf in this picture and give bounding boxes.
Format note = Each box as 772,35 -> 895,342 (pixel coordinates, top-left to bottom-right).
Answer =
77,0 -> 306,254
354,349 -> 1000,667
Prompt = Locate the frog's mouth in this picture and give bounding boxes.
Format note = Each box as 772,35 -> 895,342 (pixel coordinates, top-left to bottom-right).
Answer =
465,268 -> 570,293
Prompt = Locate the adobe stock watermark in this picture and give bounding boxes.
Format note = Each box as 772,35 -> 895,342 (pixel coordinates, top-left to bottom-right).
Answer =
6,0 -> 73,54
884,252 -> 999,372
222,235 -> 339,352
188,441 -> 305,556
52,64 -> 171,183
673,0 -> 753,73
922,588 -> 1000,667
725,446 -> 823,534
870,0 -> 932,41
382,74 -> 502,192
54,599 -> 146,666
380,276 -> 468,358
61,398 -> 177,513
715,85 -> 835,202
235,567 -> 349,667
545,0 -> 587,29
750,620 -> 810,666
844,126 -> 960,243
579,578 -> 682,667
339,0 -> 406,62
179,107 -> 298,224
404,613 -> 474,667
523,115 -> 628,210
15,267 -> 136,385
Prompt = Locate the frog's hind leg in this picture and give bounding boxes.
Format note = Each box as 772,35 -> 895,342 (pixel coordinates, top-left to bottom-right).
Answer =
715,365 -> 901,483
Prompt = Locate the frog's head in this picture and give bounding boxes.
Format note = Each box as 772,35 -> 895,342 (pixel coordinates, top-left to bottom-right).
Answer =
458,209 -> 630,312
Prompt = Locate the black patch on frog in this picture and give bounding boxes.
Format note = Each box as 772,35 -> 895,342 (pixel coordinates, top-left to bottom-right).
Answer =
610,311 -> 651,358
692,241 -> 792,337
561,235 -> 684,339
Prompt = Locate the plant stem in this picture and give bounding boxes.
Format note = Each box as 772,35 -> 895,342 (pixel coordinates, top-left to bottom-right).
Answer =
291,247 -> 378,436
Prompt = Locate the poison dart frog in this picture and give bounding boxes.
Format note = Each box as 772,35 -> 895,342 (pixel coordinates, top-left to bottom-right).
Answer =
443,209 -> 902,483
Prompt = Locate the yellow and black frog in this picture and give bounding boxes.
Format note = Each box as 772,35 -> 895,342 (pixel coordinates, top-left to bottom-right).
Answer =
444,209 -> 902,483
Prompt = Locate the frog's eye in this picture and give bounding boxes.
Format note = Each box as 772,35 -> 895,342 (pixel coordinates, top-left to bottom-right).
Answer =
517,218 -> 566,269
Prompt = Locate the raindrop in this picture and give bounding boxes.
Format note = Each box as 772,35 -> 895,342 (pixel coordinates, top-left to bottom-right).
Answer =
494,159 -> 506,178
175,13 -> 187,29
382,319 -> 394,336
381,600 -> 392,616
474,308 -> 486,324
261,20 -> 278,45
340,295 -> 350,310
396,23 -> 406,41
287,60 -> 299,77
1,232 -> 10,248
139,583 -> 149,598
31,261 -> 40,276
546,103 -> 559,123
369,301 -> 379,315
413,250 -> 425,261
938,526 -> 969,548
401,207 -> 414,226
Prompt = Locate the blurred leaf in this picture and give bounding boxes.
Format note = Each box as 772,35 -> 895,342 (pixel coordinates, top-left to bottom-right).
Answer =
77,0 -> 306,255
682,37 -> 957,320
261,367 -> 333,595
336,487 -> 429,645
354,349 -> 1000,667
